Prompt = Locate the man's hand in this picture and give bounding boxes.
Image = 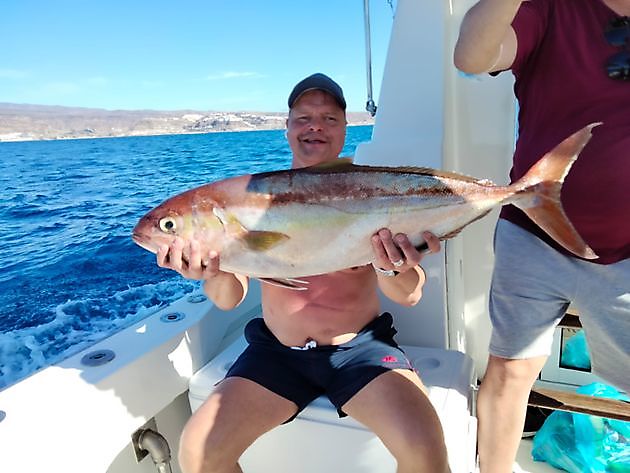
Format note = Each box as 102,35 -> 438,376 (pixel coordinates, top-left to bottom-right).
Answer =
157,237 -> 248,310
371,230 -> 441,274
156,237 -> 222,280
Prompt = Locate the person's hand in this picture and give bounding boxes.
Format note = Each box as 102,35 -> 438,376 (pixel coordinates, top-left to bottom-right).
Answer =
156,237 -> 222,280
371,229 -> 441,274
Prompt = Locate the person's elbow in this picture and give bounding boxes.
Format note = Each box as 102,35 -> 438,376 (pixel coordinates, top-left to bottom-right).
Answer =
213,298 -> 242,311
453,47 -> 488,75
402,288 -> 423,307
213,286 -> 248,311
203,275 -> 248,311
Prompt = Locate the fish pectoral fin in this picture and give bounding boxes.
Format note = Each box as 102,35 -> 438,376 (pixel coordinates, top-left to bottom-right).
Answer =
213,206 -> 289,251
258,277 -> 309,290
241,230 -> 290,251
213,207 -> 249,235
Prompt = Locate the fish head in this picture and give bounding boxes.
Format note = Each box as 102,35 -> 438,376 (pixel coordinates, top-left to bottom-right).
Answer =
131,188 -> 224,255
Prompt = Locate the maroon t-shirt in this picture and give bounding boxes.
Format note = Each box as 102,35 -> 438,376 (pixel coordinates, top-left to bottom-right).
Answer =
498,0 -> 629,264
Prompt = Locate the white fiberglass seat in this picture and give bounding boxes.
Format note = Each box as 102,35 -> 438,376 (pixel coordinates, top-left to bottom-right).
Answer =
189,332 -> 477,473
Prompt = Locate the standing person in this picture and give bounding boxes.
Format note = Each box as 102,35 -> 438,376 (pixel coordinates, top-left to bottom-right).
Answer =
157,73 -> 450,473
454,1 -> 630,472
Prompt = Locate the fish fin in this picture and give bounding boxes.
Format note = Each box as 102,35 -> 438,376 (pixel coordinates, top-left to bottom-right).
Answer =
298,157 -> 491,184
309,157 -> 354,169
315,161 -> 491,184
213,206 -> 289,251
258,277 -> 309,290
512,123 -> 599,260
440,210 -> 493,240
441,227 -> 466,240
385,166 -> 491,183
213,206 -> 247,235
241,231 -> 290,251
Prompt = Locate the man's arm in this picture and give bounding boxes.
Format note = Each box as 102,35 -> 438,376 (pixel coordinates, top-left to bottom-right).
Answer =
157,237 -> 248,311
454,0 -> 523,74
372,230 -> 440,307
202,272 -> 249,311
376,265 -> 426,307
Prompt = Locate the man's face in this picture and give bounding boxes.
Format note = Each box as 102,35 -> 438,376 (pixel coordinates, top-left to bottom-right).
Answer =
286,90 -> 347,169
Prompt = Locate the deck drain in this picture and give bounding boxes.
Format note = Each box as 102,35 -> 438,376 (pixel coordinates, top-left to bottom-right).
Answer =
187,294 -> 207,303
160,312 -> 186,323
81,349 -> 115,366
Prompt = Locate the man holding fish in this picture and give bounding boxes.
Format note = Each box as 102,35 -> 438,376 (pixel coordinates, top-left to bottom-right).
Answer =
134,66 -> 606,471
455,0 -> 630,472
155,74 -> 449,473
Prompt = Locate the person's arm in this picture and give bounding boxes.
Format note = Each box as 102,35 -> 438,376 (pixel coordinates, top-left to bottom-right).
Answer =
371,230 -> 441,307
454,0 -> 523,74
157,237 -> 248,310
201,271 -> 249,311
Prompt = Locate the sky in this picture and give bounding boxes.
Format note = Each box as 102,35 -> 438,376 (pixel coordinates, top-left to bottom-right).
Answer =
1,0 -> 396,113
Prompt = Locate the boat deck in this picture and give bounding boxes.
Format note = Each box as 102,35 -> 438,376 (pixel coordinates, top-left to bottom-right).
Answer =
515,440 -> 561,473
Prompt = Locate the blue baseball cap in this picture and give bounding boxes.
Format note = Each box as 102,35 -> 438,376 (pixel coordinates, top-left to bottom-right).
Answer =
287,73 -> 346,110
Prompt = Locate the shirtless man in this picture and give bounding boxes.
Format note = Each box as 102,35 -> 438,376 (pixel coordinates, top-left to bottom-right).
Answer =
157,73 -> 448,473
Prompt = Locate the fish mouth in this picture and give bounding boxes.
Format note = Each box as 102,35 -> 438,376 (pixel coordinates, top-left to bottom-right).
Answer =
131,231 -> 157,254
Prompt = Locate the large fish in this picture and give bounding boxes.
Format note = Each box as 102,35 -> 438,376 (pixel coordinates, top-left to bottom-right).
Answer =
132,124 -> 597,286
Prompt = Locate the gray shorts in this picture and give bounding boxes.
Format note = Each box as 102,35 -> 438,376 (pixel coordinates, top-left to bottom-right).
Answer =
489,219 -> 630,392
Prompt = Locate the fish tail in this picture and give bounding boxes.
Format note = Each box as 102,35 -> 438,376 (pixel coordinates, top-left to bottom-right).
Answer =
511,123 -> 600,260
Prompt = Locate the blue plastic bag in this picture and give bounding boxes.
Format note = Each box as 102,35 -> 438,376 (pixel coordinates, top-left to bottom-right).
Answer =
532,383 -> 630,473
560,329 -> 591,370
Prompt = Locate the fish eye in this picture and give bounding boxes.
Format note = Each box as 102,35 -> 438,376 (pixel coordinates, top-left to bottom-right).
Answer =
159,217 -> 177,234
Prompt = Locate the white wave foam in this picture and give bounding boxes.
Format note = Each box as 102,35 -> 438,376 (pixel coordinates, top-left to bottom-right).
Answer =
0,278 -> 199,390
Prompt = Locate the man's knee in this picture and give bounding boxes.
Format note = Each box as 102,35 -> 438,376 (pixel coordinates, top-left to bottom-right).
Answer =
484,355 -> 547,387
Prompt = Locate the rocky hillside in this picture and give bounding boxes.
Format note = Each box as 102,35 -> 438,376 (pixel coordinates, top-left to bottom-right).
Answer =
0,103 -> 374,142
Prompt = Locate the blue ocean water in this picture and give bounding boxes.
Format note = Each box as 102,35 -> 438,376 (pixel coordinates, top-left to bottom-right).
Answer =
0,126 -> 373,389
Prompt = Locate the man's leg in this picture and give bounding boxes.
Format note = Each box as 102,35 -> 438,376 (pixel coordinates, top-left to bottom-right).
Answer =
481,221 -> 574,472
477,355 -> 547,473
178,377 -> 298,473
573,256 -> 630,394
342,369 -> 450,473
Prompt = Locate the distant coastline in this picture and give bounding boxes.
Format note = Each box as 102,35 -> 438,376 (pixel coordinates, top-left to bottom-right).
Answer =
0,103 -> 374,143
